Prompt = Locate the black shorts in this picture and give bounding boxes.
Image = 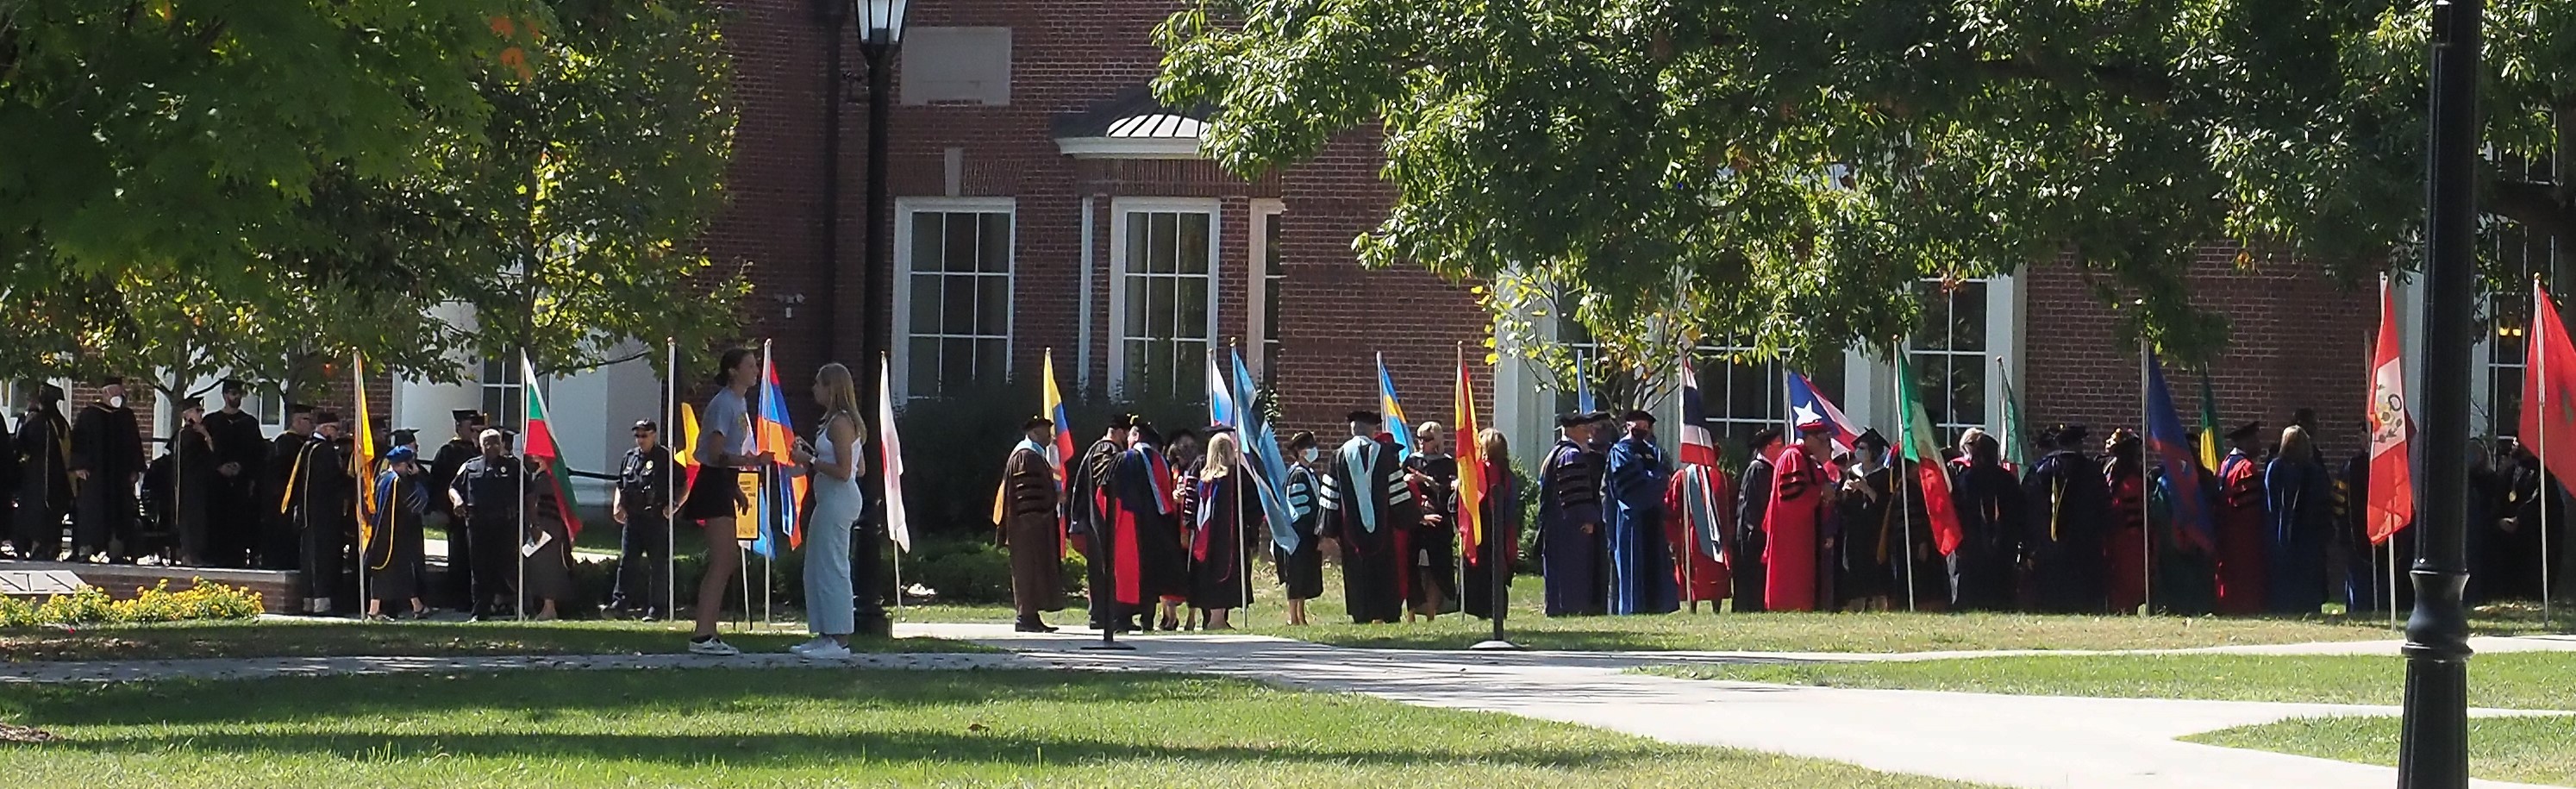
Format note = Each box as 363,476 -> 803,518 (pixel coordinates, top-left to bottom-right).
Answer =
681,467 -> 743,521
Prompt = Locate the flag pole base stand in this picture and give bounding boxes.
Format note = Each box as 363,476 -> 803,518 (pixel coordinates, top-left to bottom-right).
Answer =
1081,632 -> 1137,652
1467,640 -> 1522,651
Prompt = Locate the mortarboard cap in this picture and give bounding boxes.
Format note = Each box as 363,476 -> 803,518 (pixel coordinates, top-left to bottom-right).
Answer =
310,410 -> 342,426
385,446 -> 419,465
1555,411 -> 1587,429
1347,410 -> 1384,425
1621,410 -> 1657,424
1204,424 -> 1237,435
1023,415 -> 1054,430
453,409 -> 486,423
1747,427 -> 1783,452
36,383 -> 66,403
1854,429 -> 1889,451
289,403 -> 316,416
2227,421 -> 2264,441
391,429 -> 420,446
2056,423 -> 2091,445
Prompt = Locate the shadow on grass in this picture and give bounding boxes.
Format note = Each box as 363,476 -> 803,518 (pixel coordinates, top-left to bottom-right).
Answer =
1,622 -> 822,662
0,669 -> 1677,771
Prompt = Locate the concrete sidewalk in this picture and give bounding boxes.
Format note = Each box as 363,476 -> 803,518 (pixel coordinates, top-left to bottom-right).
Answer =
917,623 -> 2571,789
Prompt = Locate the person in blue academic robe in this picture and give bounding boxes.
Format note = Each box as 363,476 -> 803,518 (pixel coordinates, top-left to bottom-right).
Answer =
2022,423 -> 2110,614
2264,426 -> 2335,615
1605,410 -> 1674,614
1541,411 -> 1609,616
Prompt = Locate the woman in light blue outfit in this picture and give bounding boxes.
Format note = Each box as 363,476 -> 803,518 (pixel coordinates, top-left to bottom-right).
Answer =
791,362 -> 866,658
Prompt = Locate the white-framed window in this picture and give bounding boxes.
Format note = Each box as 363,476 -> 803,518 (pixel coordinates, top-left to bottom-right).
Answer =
1109,198 -> 1222,402
893,197 -> 1016,399
2479,147 -> 2557,443
1690,336 -> 1830,458
1247,200 -> 1285,377
1904,278 -> 1991,445
481,358 -> 526,429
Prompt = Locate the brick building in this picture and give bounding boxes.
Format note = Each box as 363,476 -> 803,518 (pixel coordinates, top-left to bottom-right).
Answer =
368,0 -> 2472,490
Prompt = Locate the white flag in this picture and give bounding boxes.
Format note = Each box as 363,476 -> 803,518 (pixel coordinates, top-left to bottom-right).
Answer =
878,357 -> 911,553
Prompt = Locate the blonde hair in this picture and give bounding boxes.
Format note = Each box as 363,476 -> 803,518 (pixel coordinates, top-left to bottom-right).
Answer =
2280,425 -> 2313,462
816,363 -> 860,423
1477,428 -> 1509,464
1204,432 -> 1242,479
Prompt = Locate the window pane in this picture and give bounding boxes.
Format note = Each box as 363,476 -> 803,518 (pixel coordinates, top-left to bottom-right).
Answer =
1911,283 -> 1947,350
912,213 -> 944,275
1149,213 -> 1178,274
1263,273 -> 1283,346
1124,340 -> 1152,395
1178,277 -> 1208,339
977,339 -> 1009,384
1264,213 -> 1282,269
1949,355 -> 1985,429
909,274 -> 942,334
943,274 -> 977,335
1126,216 -> 1149,274
1912,361 -> 1949,428
979,213 -> 1010,273
1952,282 -> 1989,350
941,211 -> 979,273
941,337 -> 975,385
977,274 -> 1010,335
2495,366 -> 2524,438
1124,277 -> 1147,336
1179,213 -> 1210,274
1175,342 -> 1206,399
1147,277 -> 1176,338
910,338 -> 941,395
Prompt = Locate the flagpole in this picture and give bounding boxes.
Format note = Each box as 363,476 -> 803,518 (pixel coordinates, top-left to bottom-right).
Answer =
1679,345 -> 1696,614
2541,279 -> 2554,630
1893,342 -> 1916,614
2391,538 -> 2402,631
2139,336 -> 2154,617
517,348 -> 529,623
667,336 -> 678,625
1234,341 -> 1252,628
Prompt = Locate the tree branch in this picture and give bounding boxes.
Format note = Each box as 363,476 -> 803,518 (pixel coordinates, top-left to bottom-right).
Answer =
2492,178 -> 2574,250
1972,50 -> 2175,103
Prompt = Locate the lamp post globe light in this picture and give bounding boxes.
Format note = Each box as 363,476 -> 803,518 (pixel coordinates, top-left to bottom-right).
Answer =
850,0 -> 908,639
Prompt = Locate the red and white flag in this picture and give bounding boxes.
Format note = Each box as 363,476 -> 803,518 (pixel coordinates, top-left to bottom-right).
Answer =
2364,278 -> 2413,545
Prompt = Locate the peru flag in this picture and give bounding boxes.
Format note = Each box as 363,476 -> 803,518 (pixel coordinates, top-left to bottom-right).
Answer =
2364,279 -> 2414,545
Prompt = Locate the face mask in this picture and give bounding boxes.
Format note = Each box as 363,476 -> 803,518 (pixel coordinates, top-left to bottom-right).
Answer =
1301,448 -> 1319,462
107,395 -> 124,409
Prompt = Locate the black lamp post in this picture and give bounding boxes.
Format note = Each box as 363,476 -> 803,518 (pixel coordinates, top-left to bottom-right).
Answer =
2399,1 -> 2480,786
849,0 -> 909,639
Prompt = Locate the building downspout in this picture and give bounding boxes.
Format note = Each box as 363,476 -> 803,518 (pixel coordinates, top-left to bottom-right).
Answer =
819,0 -> 851,362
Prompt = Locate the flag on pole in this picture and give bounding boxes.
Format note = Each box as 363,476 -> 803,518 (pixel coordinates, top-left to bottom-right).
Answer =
351,353 -> 379,549
1997,359 -> 2031,468
1783,371 -> 1858,457
676,403 -> 703,493
2197,374 -> 2224,473
2524,281 -> 2576,486
1232,348 -> 1299,554
753,342 -> 806,550
1210,349 -> 1241,429
519,356 -> 585,541
1891,354 -> 1965,555
1454,347 -> 1485,563
2366,278 -> 2416,545
2142,350 -> 2218,552
1676,357 -> 1719,467
879,356 -> 913,553
1377,353 -> 1414,457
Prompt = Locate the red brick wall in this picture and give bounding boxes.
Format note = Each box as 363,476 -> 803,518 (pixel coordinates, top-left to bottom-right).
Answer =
2023,248 -> 2377,460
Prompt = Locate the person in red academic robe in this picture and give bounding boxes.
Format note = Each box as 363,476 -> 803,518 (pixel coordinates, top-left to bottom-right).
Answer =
1665,459 -> 1732,608
2104,430 -> 2151,613
2215,422 -> 2267,615
1764,420 -> 1836,611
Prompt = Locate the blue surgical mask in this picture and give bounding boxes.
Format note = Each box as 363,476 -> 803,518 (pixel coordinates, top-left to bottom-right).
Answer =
1300,448 -> 1319,463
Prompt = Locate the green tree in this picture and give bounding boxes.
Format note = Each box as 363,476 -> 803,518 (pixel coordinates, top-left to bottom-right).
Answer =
1153,0 -> 2567,374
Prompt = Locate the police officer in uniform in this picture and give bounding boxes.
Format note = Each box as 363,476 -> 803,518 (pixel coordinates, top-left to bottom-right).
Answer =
447,428 -> 533,620
609,419 -> 675,620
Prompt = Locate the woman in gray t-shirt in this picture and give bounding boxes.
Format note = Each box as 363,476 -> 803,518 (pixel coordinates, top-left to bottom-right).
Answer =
683,348 -> 773,655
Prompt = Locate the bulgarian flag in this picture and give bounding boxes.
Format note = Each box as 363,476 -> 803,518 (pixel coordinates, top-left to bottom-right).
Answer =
521,356 -> 585,541
1892,350 -> 1964,555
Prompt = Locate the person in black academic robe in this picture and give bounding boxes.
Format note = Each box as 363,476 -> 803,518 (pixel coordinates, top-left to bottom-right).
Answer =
1276,431 -> 1327,624
0,406 -> 16,548
521,455 -> 575,621
2490,444 -> 2554,603
261,408 -> 316,570
165,400 -> 217,565
11,385 -> 71,561
285,412 -> 354,614
1405,423 -> 1463,620
1187,432 -> 1257,628
428,410 -> 485,611
202,380 -> 269,568
69,378 -> 146,562
1732,429 -> 1781,611
366,448 -> 431,620
1540,412 -> 1608,617
2022,424 -> 2110,614
1948,430 -> 2024,611
1115,423 -> 1191,629
1463,429 -> 1521,621
1319,410 -> 1416,624
1835,432 -> 1899,611
1070,416 -> 1130,630
2264,427 -> 2335,615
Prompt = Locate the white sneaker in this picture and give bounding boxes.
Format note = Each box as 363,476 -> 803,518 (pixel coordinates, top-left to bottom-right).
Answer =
788,637 -> 832,655
802,642 -> 853,660
688,637 -> 740,656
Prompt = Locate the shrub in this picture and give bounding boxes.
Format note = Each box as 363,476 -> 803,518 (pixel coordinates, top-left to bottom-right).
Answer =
0,579 -> 265,629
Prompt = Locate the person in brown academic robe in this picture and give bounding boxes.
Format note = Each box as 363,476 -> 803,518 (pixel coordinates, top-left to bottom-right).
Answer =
1002,416 -> 1066,632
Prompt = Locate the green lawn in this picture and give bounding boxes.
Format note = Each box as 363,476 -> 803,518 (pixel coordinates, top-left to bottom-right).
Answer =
0,669 -> 1988,788
2188,716 -> 2576,787
1641,652 -> 2576,711
0,619 -> 976,662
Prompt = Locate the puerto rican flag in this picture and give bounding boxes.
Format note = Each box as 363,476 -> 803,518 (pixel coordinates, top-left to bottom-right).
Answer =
1677,357 -> 1719,467
1785,371 -> 1859,457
